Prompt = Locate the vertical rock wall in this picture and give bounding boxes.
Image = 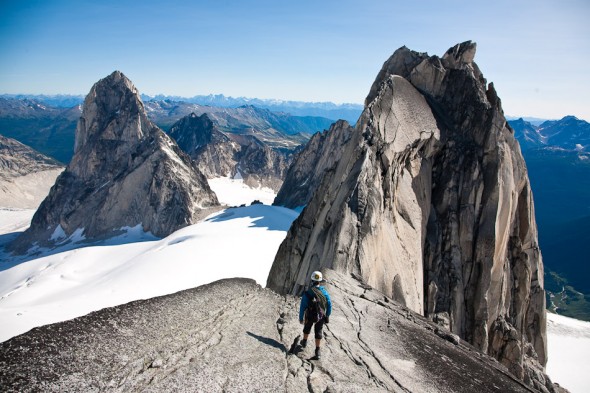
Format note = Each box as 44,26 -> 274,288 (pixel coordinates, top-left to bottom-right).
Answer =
268,74 -> 440,314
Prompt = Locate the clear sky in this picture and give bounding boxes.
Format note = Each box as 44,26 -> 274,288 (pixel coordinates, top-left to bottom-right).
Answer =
1,0 -> 589,120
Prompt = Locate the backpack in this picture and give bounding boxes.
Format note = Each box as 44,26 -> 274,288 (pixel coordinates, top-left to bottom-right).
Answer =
305,287 -> 327,323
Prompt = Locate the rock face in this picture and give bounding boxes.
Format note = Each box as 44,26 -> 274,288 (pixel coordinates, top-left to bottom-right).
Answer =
11,71 -> 218,250
0,135 -> 64,208
273,120 -> 354,209
0,272 -> 564,392
168,112 -> 291,191
168,112 -> 237,178
267,42 -> 547,386
0,135 -> 61,177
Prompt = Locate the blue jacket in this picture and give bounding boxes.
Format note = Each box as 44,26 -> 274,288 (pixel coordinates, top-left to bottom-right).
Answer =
299,285 -> 332,322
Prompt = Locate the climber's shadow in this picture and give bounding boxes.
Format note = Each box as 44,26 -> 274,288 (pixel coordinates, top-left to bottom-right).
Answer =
246,331 -> 287,354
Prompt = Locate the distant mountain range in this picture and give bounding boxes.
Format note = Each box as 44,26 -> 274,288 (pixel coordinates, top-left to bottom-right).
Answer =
0,97 -> 335,164
510,115 -> 590,152
0,98 -> 81,163
144,101 -> 333,141
0,93 -> 364,124
0,94 -> 84,109
509,116 -> 590,320
505,115 -> 550,127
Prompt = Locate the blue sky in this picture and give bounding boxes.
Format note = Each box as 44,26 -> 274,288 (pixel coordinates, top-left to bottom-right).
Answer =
1,0 -> 589,120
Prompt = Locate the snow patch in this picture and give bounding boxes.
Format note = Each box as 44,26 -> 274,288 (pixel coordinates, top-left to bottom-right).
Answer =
0,209 -> 35,237
233,169 -> 243,180
52,227 -> 85,246
546,312 -> 590,393
208,176 -> 277,206
49,225 -> 66,241
69,228 -> 86,243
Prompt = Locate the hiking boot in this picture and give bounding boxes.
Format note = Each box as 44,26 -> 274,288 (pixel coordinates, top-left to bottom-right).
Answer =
312,347 -> 321,360
300,339 -> 307,348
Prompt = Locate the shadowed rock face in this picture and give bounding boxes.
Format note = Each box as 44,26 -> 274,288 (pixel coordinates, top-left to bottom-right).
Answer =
168,112 -> 238,179
168,112 -> 291,192
0,272 -> 564,392
10,71 -> 218,251
267,42 -> 547,387
273,120 -> 355,209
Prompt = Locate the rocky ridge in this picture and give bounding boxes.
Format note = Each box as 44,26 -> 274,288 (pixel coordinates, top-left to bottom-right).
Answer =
168,112 -> 291,191
0,271 -> 564,392
10,71 -> 218,251
268,42 -> 548,388
0,135 -> 64,208
274,120 -> 355,208
0,134 -> 62,179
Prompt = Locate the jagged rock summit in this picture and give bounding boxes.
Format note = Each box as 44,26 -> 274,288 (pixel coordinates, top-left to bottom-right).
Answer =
268,42 -> 549,390
11,71 -> 218,251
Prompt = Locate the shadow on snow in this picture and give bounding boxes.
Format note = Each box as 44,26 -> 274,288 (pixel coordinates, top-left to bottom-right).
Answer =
206,204 -> 296,232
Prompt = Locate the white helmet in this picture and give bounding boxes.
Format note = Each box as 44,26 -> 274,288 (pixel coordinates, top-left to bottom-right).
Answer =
310,271 -> 323,282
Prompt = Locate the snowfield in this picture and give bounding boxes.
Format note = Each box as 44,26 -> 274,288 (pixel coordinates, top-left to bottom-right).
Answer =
0,208 -> 36,235
0,204 -> 297,343
208,176 -> 277,206
0,177 -> 297,343
0,177 -> 589,392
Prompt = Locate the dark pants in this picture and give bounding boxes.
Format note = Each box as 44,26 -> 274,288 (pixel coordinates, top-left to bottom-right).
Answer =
303,318 -> 325,339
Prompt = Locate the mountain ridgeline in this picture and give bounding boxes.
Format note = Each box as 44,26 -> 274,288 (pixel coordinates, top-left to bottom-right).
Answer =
167,112 -> 291,191
0,92 -> 363,124
0,135 -> 64,209
510,115 -> 590,152
269,42 -> 553,391
0,97 -> 335,165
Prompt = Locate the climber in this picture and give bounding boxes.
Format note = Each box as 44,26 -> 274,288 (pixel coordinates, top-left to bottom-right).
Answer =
299,270 -> 332,360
